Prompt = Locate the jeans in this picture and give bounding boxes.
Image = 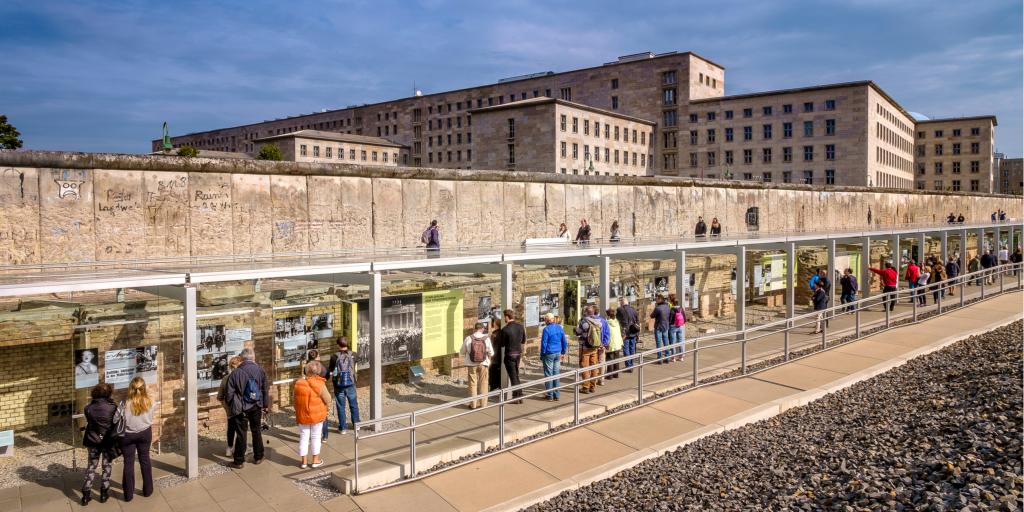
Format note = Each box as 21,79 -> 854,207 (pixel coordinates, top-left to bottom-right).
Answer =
541,353 -> 561,399
579,348 -> 600,391
121,428 -> 153,500
840,292 -> 856,311
605,350 -> 622,376
225,408 -> 236,449
669,326 -> 684,359
622,336 -> 637,369
907,282 -> 917,303
298,423 -> 322,458
231,407 -> 265,464
503,352 -> 522,398
654,327 -> 670,361
335,385 -> 360,432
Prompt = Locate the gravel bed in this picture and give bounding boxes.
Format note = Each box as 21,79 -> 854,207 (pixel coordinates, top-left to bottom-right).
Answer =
293,473 -> 343,502
527,320 -> 1023,511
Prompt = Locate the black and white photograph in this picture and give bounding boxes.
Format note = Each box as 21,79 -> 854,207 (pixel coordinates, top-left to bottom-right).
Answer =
278,344 -> 308,368
311,313 -> 334,340
355,294 -> 422,367
583,283 -> 600,304
134,345 -> 158,384
643,281 -> 655,299
539,289 -> 559,315
652,276 -> 669,297
197,353 -> 230,390
274,315 -> 307,346
196,325 -> 227,356
477,296 -> 501,323
610,282 -> 622,299
74,348 -> 99,389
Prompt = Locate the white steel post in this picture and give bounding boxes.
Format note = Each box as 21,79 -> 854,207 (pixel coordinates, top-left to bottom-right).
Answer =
598,256 -> 611,312
826,238 -> 836,306
940,231 -> 948,263
860,236 -> 871,299
500,263 -> 514,312
675,250 -> 686,308
917,232 -> 926,265
369,272 -> 383,426
891,234 -> 900,292
183,285 -> 199,478
786,242 -> 796,320
735,246 -> 746,337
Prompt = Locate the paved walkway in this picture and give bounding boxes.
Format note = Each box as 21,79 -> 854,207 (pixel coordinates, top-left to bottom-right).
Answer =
4,285 -> 1019,511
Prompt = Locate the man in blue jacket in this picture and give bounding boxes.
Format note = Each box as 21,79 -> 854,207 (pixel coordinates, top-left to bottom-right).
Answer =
540,313 -> 567,401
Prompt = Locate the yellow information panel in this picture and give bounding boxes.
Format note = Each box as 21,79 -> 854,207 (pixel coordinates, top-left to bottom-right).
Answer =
340,301 -> 358,352
421,289 -> 464,359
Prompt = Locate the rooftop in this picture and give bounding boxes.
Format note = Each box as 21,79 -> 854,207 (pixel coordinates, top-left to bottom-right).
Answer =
253,130 -> 405,148
915,115 -> 998,126
689,80 -> 915,121
468,97 -> 657,125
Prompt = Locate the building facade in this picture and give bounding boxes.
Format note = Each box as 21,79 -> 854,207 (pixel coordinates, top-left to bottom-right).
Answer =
913,117 -> 997,193
253,130 -> 407,166
155,50 -> 998,190
997,157 -> 1023,195
469,98 -> 655,176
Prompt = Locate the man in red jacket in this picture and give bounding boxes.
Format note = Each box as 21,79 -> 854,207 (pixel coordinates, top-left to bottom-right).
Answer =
904,259 -> 920,304
869,261 -> 899,311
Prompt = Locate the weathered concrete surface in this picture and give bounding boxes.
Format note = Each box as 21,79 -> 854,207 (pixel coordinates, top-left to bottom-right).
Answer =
0,151 -> 1020,265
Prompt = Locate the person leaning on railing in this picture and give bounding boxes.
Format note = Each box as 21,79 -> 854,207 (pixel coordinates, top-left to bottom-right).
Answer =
868,261 -> 898,312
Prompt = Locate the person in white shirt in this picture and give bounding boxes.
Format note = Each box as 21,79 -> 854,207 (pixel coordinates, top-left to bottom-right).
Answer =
460,322 -> 494,409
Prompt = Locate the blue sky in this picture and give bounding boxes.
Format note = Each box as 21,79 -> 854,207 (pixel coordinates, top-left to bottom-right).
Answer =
2,0 -> 1021,156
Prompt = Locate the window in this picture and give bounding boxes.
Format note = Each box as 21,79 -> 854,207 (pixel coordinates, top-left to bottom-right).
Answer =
572,143 -> 578,159
560,142 -> 567,158
507,144 -> 515,165
916,181 -> 924,190
662,70 -> 676,85
338,146 -> 344,159
707,112 -> 716,121
605,124 -> 610,138
560,87 -> 571,101
803,102 -> 814,112
663,88 -> 676,105
971,142 -> 980,154
970,180 -> 980,191
725,150 -> 734,164
725,110 -> 734,120
762,148 -> 772,163
614,126 -> 620,141
825,119 -> 836,136
325,147 -> 332,158
560,115 -> 567,131
803,121 -> 813,137
743,172 -> 753,181
825,169 -> 835,185
689,113 -> 699,123
743,149 -> 753,164
687,152 -> 696,167
763,106 -> 773,116
611,78 -> 619,89
933,180 -> 943,191
707,128 -> 716,143
952,142 -> 961,155
743,108 -> 753,118
763,124 -> 772,139
825,99 -> 836,111
743,126 -> 752,140
361,150 -> 367,161
917,131 -> 925,138
572,117 -> 578,133
916,145 -> 925,157
783,146 -> 793,162
970,160 -> 980,173
934,162 -> 943,174
951,180 -> 961,191
953,161 -> 961,174
612,96 -> 619,109
803,145 -> 814,161
593,146 -> 600,161
632,129 -> 637,143
783,122 -> 793,138
783,171 -> 792,183
707,151 -> 716,166
690,130 -> 698,144
803,170 -> 814,184
953,129 -> 961,136
605,147 -> 609,161
507,118 -> 515,138
763,172 -> 772,182
934,130 -> 943,137
725,128 -> 734,142
584,120 -> 590,135
663,110 -> 677,126
300,144 -> 307,156
350,149 -> 356,159
970,127 -> 980,136
825,144 -> 835,160
934,144 -> 943,156
783,104 -> 793,113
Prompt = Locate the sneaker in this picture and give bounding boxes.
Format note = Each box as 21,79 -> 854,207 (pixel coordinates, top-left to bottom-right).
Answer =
340,430 -> 350,435
225,446 -> 233,457
311,460 -> 324,468
300,463 -> 308,469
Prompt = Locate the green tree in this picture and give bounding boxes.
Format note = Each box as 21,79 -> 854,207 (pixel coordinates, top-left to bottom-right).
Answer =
0,115 -> 23,150
256,143 -> 283,161
176,145 -> 199,157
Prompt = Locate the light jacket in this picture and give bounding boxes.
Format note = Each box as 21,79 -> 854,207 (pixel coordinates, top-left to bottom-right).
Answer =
540,323 -> 568,355
294,375 -> 331,425
606,318 -> 624,352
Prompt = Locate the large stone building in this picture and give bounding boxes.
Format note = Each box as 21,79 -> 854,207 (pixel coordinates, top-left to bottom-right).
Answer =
913,116 -> 998,193
252,130 -> 408,166
997,156 -> 1023,195
154,50 -> 998,189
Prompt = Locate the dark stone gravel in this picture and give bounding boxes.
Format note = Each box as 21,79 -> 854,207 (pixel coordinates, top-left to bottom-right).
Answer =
526,320 -> 1024,512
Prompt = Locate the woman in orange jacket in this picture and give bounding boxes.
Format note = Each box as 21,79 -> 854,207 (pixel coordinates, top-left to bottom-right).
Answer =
294,360 -> 332,468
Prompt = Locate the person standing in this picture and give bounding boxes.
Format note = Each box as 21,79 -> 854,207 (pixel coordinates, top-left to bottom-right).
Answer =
327,338 -> 360,434
604,308 -> 624,378
650,295 -> 672,364
616,297 -> 640,372
500,310 -> 526,403
594,309 -> 610,386
668,304 -> 686,362
968,253 -> 981,286
709,217 -> 722,238
80,383 -> 118,506
303,349 -> 329,442
487,318 -> 504,392
916,266 -> 931,306
957,213 -> 965,224
868,261 -> 899,311
811,281 -> 829,334
574,306 -> 603,393
557,223 -> 570,241
694,216 -> 707,237
931,263 -> 947,304
575,219 -> 592,244
222,348 -> 270,468
293,361 -> 331,469
540,313 -> 567,401
945,256 -> 960,296
998,245 -> 1010,265
460,322 -> 494,409
218,356 -> 244,456
981,250 -> 995,284
121,377 -> 156,502
609,220 -> 621,243
422,220 -> 440,251
839,268 -> 858,312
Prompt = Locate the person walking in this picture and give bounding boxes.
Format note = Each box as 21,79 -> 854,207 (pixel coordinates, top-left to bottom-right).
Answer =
422,220 -> 440,251
294,361 -> 331,469
460,322 -> 494,409
221,348 -> 270,468
80,383 -> 118,506
604,308 -> 624,378
540,313 -> 567,401
327,338 -> 360,434
945,256 -> 960,296
931,263 -> 947,305
668,303 -> 687,362
916,266 -> 931,306
218,355 -> 244,456
868,261 -> 899,311
575,306 -> 603,393
121,377 -> 156,502
500,309 -> 526,403
709,217 -> 722,238
998,245 -> 1010,265
616,297 -> 640,372
904,259 -> 920,303
694,216 -> 707,237
968,253 -> 981,286
650,295 -> 672,364
574,219 -> 592,244
609,220 -> 621,243
839,268 -> 858,311
811,280 -> 829,334
981,250 -> 996,284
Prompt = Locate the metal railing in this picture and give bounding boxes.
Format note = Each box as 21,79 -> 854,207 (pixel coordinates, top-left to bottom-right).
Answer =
351,262 -> 1023,493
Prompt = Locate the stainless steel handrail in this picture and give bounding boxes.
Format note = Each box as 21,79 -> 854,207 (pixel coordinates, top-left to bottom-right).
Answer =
351,262 -> 1022,493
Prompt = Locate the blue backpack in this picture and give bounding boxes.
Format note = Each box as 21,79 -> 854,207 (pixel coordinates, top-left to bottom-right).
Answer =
242,377 -> 262,406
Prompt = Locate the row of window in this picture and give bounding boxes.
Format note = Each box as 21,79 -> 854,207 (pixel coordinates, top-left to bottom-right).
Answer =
875,172 -> 912,189
917,142 -> 981,157
298,144 -> 399,163
425,132 -> 471,148
426,116 -> 471,131
558,115 -> 649,145
558,142 -> 650,168
916,179 -> 982,192
917,127 -> 982,138
557,168 -> 638,177
678,120 -> 837,146
427,150 -> 471,164
696,72 -> 718,89
875,103 -> 913,138
875,122 -> 913,154
875,146 -> 913,173
685,144 -> 838,167
686,99 -> 837,125
688,169 -> 838,185
918,161 -> 983,175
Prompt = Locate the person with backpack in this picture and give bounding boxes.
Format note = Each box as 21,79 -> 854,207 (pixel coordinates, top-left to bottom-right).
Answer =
221,348 -> 270,468
218,356 -> 244,456
650,295 -> 672,364
540,313 -> 568,401
460,322 -> 494,409
604,308 -> 624,379
121,377 -> 156,502
616,297 -> 640,372
80,383 -> 119,506
593,309 -> 611,386
574,306 -> 604,393
500,310 -> 526,403
294,360 -> 332,469
839,268 -> 859,312
422,220 -> 440,252
811,280 -> 829,334
668,304 -> 686,362
327,337 -> 360,434
945,256 -> 960,296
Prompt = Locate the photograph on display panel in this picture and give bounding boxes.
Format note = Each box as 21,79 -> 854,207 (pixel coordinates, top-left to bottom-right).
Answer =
197,353 -> 230,390
354,294 -> 423,368
74,348 -> 99,389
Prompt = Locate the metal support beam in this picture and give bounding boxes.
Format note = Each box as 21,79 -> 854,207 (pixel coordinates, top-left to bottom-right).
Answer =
890,234 -> 900,291
826,238 -> 836,303
675,251 -> 686,308
959,229 -> 968,268
977,227 -> 986,257
785,242 -> 796,320
940,231 -> 948,263
499,263 -> 514,311
917,232 -> 926,265
860,236 -> 871,298
368,272 -> 383,427
183,285 -> 199,478
735,246 -> 746,337
597,256 -> 611,312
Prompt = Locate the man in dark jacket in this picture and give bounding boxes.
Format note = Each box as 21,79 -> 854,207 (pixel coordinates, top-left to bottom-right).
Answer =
499,309 -> 526,402
694,216 -> 707,237
812,281 -> 829,333
839,268 -> 858,311
650,295 -> 672,363
220,348 -> 270,468
574,219 -> 591,244
81,383 -> 118,505
945,256 -> 960,296
616,297 -> 640,371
